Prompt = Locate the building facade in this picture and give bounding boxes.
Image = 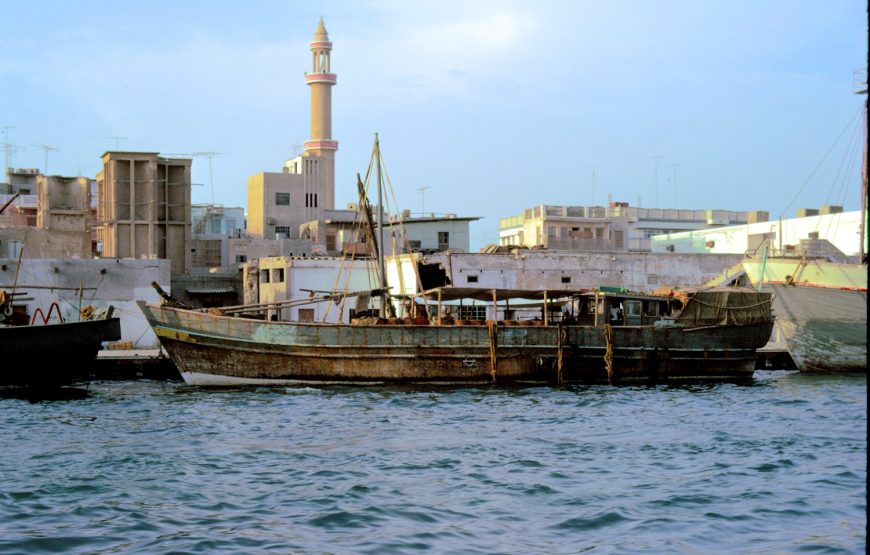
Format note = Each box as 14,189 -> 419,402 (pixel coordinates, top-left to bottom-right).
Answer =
95,151 -> 192,275
499,202 -> 764,252
650,207 -> 862,260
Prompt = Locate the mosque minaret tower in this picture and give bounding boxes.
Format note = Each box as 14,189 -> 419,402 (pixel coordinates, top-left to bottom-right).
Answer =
247,18 -> 338,241
303,17 -> 337,215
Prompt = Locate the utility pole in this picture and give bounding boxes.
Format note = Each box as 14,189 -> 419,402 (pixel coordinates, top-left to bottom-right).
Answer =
651,155 -> 663,208
36,144 -> 58,175
417,185 -> 430,215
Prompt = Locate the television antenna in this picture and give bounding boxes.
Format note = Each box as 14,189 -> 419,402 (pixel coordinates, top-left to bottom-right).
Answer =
651,155 -> 663,208
417,185 -> 431,215
107,136 -> 127,150
588,166 -> 599,206
164,151 -> 222,205
35,144 -> 58,175
1,125 -> 17,178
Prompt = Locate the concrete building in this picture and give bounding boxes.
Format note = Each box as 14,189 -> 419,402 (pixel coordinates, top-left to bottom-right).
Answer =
300,206 -> 480,256
96,151 -> 192,275
650,207 -> 863,260
499,202 -> 762,252
248,18 -> 337,241
190,204 -> 246,268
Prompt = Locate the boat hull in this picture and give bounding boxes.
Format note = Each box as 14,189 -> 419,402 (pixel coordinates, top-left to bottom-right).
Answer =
742,259 -> 867,373
139,303 -> 773,385
765,284 -> 866,373
1,318 -> 122,388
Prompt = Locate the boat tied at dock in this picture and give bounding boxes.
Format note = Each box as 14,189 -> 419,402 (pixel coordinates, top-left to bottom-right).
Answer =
138,284 -> 774,386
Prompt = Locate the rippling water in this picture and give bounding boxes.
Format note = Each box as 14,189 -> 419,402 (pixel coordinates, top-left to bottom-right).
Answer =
0,371 -> 865,554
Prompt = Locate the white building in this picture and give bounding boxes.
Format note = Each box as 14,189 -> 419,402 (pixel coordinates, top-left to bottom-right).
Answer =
650,209 -> 863,260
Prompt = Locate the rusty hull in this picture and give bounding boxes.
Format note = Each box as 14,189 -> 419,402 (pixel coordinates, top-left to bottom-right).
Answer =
138,302 -> 773,385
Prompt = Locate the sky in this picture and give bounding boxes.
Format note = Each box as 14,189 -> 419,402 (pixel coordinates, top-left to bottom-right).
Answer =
1,0 -> 867,249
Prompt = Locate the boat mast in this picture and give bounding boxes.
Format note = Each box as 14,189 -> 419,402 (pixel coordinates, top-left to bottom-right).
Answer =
374,133 -> 390,316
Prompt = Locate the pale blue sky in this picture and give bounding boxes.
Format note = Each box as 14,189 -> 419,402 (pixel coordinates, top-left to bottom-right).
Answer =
1,0 -> 866,248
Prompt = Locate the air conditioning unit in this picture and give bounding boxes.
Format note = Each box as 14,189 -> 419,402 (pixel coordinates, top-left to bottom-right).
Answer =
705,240 -> 715,248
666,244 -> 675,252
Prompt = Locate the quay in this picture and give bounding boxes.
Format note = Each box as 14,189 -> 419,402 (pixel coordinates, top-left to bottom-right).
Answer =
93,348 -> 180,381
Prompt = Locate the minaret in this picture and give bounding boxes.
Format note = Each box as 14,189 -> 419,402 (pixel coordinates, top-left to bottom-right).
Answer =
303,17 -> 337,213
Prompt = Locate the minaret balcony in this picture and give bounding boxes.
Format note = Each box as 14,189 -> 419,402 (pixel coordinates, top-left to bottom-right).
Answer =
304,140 -> 339,151
306,73 -> 337,85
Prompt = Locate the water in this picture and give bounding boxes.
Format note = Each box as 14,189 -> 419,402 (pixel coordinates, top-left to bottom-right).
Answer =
0,371 -> 865,554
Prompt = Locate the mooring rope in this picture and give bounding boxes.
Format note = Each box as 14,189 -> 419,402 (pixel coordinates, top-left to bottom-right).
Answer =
556,324 -> 566,386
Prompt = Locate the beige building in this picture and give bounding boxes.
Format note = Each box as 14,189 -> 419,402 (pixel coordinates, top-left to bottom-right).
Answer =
500,202 -> 764,252
248,18 -> 337,241
96,151 -> 192,275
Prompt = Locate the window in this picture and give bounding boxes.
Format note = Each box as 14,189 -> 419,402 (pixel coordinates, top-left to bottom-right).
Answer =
561,276 -> 571,284
298,308 -> 314,322
305,193 -> 319,208
260,269 -> 270,283
437,231 -> 449,251
326,235 -> 336,252
467,275 -> 478,283
236,255 -> 247,263
275,192 -> 290,206
272,268 -> 284,283
275,226 -> 291,237
457,305 -> 487,320
625,300 -> 642,317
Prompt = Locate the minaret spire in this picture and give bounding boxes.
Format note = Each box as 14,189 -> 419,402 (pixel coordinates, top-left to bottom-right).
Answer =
305,17 -> 338,152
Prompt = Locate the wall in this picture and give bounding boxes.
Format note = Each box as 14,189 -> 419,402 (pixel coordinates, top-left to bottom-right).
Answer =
0,257 -> 170,348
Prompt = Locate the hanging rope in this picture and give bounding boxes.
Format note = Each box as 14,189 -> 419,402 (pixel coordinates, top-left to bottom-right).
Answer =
604,323 -> 614,385
556,324 -> 566,385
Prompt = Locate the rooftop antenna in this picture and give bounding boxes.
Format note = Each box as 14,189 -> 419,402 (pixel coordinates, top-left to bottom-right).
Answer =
588,166 -> 599,206
671,162 -> 681,209
417,185 -> 431,215
164,150 -> 223,205
651,155 -> 663,208
1,125 -> 16,178
107,136 -> 127,151
35,144 -> 58,175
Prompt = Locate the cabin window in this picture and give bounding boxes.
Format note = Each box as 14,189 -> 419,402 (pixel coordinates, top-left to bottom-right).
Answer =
272,268 -> 284,283
298,308 -> 314,322
275,192 -> 290,206
645,302 -> 660,316
561,276 -> 571,284
260,269 -> 270,283
467,275 -> 478,283
626,300 -> 642,317
457,305 -> 487,320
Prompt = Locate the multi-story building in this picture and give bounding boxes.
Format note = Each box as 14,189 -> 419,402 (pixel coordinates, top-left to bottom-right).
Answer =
95,151 -> 192,275
247,18 -> 337,241
499,202 -> 764,252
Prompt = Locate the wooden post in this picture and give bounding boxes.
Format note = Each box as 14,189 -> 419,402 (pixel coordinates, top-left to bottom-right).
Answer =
491,289 -> 497,321
437,288 -> 442,325
543,291 -> 549,325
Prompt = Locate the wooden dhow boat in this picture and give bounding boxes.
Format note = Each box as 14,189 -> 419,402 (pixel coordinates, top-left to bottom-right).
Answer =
138,285 -> 774,386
